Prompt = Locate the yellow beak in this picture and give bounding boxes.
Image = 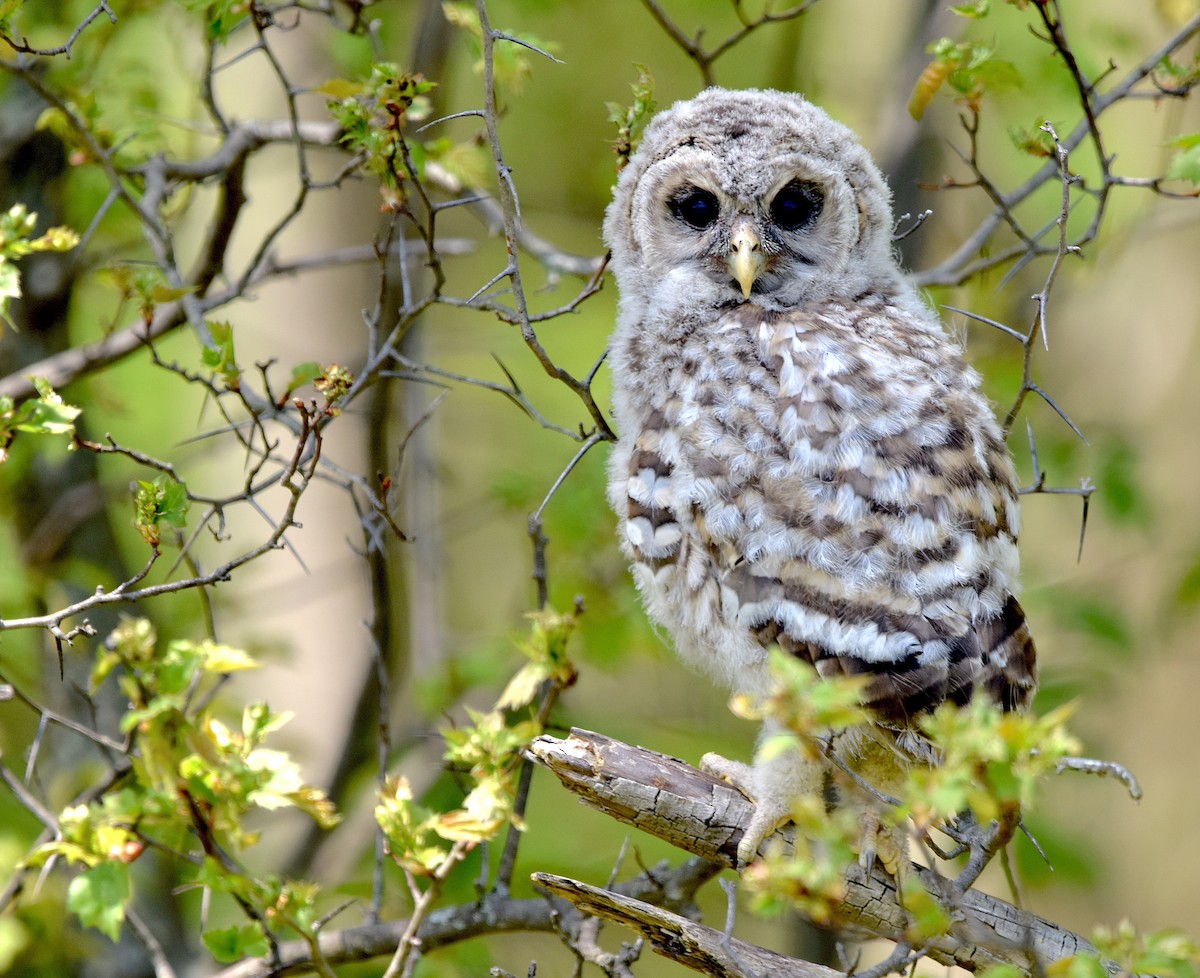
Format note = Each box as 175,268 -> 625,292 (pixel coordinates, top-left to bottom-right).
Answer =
727,223 -> 765,298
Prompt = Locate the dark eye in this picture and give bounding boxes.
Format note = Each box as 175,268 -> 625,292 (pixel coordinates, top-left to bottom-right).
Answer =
669,187 -> 720,230
770,181 -> 823,231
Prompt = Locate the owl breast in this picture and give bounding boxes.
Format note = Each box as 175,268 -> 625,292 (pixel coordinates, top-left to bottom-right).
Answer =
608,295 -> 1034,723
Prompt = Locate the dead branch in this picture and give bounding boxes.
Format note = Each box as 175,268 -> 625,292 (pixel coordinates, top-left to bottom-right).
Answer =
534,873 -> 841,978
528,728 -> 1105,976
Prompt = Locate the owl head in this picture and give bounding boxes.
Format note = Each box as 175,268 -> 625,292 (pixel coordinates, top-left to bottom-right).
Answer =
604,88 -> 901,315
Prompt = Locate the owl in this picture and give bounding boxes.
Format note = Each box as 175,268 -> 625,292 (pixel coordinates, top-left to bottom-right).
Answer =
603,89 -> 1037,871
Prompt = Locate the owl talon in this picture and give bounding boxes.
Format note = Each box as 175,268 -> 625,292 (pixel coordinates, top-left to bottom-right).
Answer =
857,810 -> 905,878
701,751 -> 794,867
700,751 -> 753,791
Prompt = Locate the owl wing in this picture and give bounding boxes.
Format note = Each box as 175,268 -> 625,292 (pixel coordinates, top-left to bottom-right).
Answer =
615,300 -> 1036,728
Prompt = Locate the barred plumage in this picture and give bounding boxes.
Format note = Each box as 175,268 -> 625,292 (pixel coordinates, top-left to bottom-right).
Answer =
604,89 -> 1036,867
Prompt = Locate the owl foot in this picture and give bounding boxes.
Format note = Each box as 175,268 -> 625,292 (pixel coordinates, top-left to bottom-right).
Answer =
701,751 -> 795,868
856,810 -> 906,879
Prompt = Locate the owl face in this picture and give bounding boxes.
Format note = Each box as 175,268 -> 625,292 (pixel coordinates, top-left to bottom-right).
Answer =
605,89 -> 900,313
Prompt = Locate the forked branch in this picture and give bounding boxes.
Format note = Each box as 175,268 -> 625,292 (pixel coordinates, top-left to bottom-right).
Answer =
529,728 -> 1107,977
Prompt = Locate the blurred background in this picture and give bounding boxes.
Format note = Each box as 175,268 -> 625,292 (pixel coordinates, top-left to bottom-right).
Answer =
0,0 -> 1198,974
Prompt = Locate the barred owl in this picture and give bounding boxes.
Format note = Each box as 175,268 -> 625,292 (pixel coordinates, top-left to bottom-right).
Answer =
604,88 -> 1037,869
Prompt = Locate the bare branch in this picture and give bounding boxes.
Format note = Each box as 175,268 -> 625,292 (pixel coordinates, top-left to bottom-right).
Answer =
212,858 -> 722,978
535,873 -> 838,978
0,1 -> 115,58
914,11 -> 1200,288
639,0 -> 821,86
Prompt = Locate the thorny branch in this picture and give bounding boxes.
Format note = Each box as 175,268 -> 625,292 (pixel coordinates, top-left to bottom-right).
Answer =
639,0 -> 822,87
0,1 -> 115,58
474,0 -> 615,442
917,8 -> 1200,287
0,0 -> 618,972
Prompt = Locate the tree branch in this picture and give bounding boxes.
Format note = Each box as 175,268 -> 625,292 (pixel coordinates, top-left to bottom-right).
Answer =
534,873 -> 841,978
212,856 -> 723,978
529,728 -> 1106,976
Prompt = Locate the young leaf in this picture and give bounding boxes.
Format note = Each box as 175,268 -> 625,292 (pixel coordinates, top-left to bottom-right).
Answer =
132,476 -> 190,546
1167,142 -> 1200,185
0,204 -> 79,329
201,321 -> 240,388
285,361 -> 323,399
611,64 -> 657,171
20,379 -> 82,435
203,923 -> 271,964
0,263 -> 19,328
0,380 -> 82,463
952,0 -> 991,16
66,862 -> 130,942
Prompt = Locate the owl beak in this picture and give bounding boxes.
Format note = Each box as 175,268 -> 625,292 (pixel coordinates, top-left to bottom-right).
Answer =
727,223 -> 765,298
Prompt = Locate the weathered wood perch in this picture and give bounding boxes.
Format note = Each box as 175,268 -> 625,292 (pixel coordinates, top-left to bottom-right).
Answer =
528,728 -> 1102,976
533,872 -> 843,978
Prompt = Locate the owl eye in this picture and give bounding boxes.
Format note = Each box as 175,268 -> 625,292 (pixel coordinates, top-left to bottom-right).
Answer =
669,187 -> 720,230
770,181 -> 823,231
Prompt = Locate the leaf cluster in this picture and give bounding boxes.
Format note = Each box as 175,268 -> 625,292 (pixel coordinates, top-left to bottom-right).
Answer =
132,476 -> 189,547
904,699 -> 1081,829
731,648 -> 871,763
740,793 -> 860,925
0,377 -> 80,464
29,618 -> 339,947
909,36 -> 1021,120
0,203 -> 79,329
325,64 -> 436,199
377,606 -> 578,874
974,922 -> 1200,978
607,65 -> 656,173
734,651 -> 1083,930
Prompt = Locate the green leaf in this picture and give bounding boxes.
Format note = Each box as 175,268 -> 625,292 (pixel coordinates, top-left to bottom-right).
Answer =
203,923 -> 271,964
495,660 -> 550,711
0,261 -> 19,328
951,0 -> 991,15
0,0 -> 22,30
314,77 -> 364,100
0,204 -> 78,328
0,203 -> 37,250
1167,143 -> 1200,185
285,361 -> 322,397
199,641 -> 260,674
15,379 -> 81,435
176,0 -> 243,43
0,379 -> 81,462
201,321 -> 240,387
31,225 -> 79,252
1009,121 -> 1056,157
611,64 -> 657,170
1048,954 -> 1111,978
67,862 -> 130,942
158,479 -> 190,528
